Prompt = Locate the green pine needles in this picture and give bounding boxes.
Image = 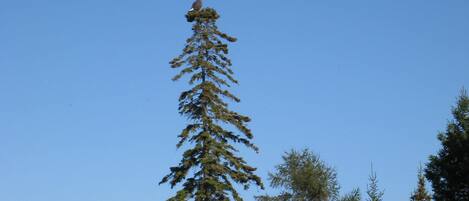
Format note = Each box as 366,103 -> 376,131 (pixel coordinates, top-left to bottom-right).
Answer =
366,166 -> 384,201
159,8 -> 263,201
425,89 -> 469,201
410,166 -> 431,201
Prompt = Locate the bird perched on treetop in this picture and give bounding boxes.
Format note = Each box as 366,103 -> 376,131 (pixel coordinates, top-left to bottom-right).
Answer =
189,0 -> 202,11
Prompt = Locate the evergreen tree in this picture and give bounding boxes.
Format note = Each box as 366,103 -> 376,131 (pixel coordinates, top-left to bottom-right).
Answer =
255,149 -> 340,201
366,165 -> 384,201
340,189 -> 361,201
159,8 -> 263,201
425,89 -> 469,201
410,165 -> 431,201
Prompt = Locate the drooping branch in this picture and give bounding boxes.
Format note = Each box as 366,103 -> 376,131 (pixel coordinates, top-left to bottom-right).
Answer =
161,8 -> 263,201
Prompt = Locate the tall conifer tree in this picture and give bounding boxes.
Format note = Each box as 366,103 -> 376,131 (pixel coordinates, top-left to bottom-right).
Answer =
159,7 -> 263,201
425,89 -> 469,201
410,165 -> 431,201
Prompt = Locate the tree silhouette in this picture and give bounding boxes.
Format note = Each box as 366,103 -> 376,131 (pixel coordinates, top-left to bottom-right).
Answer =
159,8 -> 263,201
425,89 -> 469,201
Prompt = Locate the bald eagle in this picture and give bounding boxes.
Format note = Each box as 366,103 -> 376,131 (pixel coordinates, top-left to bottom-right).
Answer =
189,0 -> 202,11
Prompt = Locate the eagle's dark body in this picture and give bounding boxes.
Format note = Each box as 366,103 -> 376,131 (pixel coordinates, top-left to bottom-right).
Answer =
190,0 -> 202,11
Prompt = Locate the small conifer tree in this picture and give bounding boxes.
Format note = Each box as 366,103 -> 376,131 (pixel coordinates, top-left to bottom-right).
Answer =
255,149 -> 340,201
159,8 -> 263,201
341,189 -> 361,201
410,165 -> 431,201
366,165 -> 384,201
256,149 -> 361,201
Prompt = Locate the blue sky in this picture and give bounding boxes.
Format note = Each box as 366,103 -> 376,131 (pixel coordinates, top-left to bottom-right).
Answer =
1,0 -> 468,200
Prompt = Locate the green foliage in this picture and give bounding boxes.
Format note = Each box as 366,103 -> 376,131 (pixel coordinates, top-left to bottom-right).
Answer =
255,149 -> 340,201
425,89 -> 469,201
160,8 -> 263,201
410,165 -> 431,201
340,189 -> 361,201
366,166 -> 384,201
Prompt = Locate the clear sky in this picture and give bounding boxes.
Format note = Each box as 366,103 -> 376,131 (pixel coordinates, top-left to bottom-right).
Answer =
1,0 -> 468,201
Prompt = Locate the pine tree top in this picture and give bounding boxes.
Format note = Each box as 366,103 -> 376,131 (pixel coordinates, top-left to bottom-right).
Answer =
186,8 -> 220,22
410,166 -> 431,201
366,166 -> 384,201
425,89 -> 469,201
